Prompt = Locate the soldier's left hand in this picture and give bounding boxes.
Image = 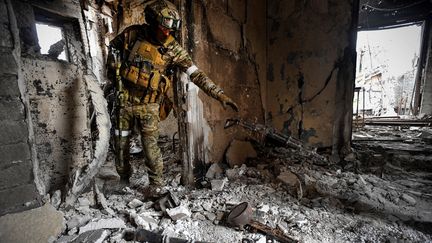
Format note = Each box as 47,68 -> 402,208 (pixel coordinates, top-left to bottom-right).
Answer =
218,94 -> 239,112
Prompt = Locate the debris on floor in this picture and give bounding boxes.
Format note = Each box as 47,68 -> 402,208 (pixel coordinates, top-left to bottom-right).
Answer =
48,129 -> 432,242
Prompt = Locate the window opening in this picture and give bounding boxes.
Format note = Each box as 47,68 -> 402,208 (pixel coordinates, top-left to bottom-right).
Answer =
35,23 -> 68,61
353,24 -> 422,126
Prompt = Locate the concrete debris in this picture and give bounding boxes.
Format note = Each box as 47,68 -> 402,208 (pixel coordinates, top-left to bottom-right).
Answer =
56,235 -> 77,243
256,236 -> 267,243
204,212 -> 217,221
68,227 -> 78,236
226,140 -> 257,168
71,229 -> 111,243
79,218 -> 126,233
78,197 -> 92,207
277,171 -> 303,199
129,211 -> 159,230
401,194 -> 416,205
67,215 -> 92,230
51,190 -> 61,209
71,229 -> 109,243
170,173 -> 182,187
211,178 -> 228,191
202,202 -> 213,212
51,127 -> 432,242
258,204 -> 270,214
94,183 -> 114,215
128,198 -> 144,208
166,205 -> 192,221
344,152 -> 356,162
97,165 -> 121,181
205,163 -> 224,179
226,164 -> 248,180
193,212 -> 207,221
0,204 -> 64,243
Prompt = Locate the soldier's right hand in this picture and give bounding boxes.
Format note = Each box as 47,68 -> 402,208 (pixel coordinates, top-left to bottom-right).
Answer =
218,93 -> 239,112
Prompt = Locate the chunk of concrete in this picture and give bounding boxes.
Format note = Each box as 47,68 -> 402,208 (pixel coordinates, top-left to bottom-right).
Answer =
277,171 -> 303,199
211,178 -> 228,191
71,229 -> 109,243
225,140 -> 257,168
50,190 -> 61,209
277,171 -> 299,187
67,215 -> 92,230
205,163 -> 224,179
166,206 -> 191,221
0,203 -> 64,243
79,218 -> 126,233
128,199 -> 144,209
130,211 -> 159,231
401,194 -> 416,205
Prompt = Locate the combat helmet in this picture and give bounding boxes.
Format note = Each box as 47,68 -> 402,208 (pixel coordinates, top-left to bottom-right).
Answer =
145,0 -> 181,31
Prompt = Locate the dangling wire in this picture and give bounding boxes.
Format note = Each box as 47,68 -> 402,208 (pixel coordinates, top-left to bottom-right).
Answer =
363,0 -> 427,12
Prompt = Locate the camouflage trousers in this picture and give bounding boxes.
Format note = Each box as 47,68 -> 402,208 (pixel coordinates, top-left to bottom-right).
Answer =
115,103 -> 163,186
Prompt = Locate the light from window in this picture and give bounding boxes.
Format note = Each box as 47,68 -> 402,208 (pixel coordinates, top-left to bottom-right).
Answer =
35,23 -> 67,61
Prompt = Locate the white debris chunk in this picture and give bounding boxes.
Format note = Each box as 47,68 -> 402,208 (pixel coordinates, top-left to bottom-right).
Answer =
166,206 -> 192,221
128,199 -> 144,209
256,236 -> 267,243
205,163 -> 224,179
67,215 -> 92,230
258,204 -> 270,214
130,212 -> 150,230
79,218 -> 126,233
50,190 -> 61,209
211,178 -> 228,191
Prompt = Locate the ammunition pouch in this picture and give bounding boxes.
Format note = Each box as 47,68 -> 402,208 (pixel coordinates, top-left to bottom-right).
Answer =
120,37 -> 176,120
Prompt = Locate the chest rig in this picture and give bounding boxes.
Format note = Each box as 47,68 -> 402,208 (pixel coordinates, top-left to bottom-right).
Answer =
120,36 -> 174,104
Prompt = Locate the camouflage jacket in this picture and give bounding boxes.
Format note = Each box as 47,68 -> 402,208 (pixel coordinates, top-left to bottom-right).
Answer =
110,24 -> 224,100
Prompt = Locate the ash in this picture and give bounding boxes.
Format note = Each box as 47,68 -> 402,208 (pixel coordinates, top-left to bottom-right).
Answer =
54,128 -> 432,243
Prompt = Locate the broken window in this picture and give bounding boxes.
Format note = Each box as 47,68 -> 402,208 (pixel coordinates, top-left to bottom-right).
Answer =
35,23 -> 68,61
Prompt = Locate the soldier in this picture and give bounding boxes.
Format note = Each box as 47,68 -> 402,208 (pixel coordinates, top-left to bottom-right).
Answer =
109,0 -> 238,192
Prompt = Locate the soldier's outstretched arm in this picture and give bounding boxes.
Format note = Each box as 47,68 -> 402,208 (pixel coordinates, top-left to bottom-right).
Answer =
167,40 -> 239,112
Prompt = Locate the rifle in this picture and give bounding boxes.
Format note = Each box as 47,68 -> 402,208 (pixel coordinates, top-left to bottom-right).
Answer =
112,48 -> 127,169
224,118 -> 327,164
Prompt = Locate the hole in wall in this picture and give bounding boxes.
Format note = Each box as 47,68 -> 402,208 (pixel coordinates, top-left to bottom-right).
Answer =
35,23 -> 68,61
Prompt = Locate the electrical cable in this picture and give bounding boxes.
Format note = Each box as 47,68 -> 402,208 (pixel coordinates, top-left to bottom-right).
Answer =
363,0 -> 427,12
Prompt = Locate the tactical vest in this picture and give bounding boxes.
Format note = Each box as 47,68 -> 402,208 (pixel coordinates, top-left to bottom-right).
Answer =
120,36 -> 174,104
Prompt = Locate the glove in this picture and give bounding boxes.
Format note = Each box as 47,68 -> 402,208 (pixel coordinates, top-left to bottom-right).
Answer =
218,93 -> 239,112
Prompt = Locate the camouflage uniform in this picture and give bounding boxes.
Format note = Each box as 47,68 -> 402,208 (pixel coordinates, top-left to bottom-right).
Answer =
110,22 -> 236,186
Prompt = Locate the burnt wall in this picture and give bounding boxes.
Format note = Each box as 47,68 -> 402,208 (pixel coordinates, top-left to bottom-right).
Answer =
0,0 -> 40,216
185,0 -> 266,163
12,0 -> 92,192
266,0 -> 356,150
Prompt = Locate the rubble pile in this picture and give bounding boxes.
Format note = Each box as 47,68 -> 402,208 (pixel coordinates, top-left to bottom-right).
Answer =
52,132 -> 432,242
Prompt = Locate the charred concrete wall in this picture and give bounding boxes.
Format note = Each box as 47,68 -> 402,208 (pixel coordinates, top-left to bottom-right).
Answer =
266,0 -> 357,151
183,0 -> 266,163
11,1 -> 94,193
0,0 -> 40,216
